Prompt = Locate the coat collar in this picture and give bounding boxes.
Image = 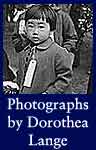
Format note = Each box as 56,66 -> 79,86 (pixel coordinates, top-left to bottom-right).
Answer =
36,37 -> 54,50
24,37 -> 54,52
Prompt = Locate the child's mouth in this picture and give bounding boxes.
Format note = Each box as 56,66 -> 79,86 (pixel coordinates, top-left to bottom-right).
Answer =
32,37 -> 39,41
33,37 -> 39,39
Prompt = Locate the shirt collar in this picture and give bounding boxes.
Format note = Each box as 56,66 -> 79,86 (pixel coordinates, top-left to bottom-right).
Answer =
24,37 -> 54,52
36,37 -> 54,50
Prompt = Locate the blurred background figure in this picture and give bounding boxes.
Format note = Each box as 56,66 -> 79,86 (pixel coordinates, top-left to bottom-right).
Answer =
3,51 -> 15,81
3,51 -> 19,94
60,4 -> 72,14
50,4 -> 77,54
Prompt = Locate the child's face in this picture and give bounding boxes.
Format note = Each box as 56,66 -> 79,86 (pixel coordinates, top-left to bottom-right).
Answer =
25,18 -> 51,44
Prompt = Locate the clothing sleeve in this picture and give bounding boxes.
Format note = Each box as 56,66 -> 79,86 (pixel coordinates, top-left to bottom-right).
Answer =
62,12 -> 78,54
17,51 -> 25,87
45,49 -> 73,94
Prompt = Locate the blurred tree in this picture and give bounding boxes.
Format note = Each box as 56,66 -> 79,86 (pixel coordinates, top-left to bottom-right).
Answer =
70,4 -> 92,67
70,4 -> 93,43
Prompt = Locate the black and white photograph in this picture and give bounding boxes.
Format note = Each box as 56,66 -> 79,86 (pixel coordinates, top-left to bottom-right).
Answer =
3,4 -> 93,94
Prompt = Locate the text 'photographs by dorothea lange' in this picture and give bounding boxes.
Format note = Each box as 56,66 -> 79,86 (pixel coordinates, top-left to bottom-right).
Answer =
3,4 -> 93,94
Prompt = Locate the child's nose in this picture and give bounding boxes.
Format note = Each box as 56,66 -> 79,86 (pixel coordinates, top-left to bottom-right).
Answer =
33,27 -> 39,34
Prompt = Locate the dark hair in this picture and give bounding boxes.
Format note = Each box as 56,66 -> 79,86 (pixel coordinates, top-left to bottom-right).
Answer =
25,5 -> 57,31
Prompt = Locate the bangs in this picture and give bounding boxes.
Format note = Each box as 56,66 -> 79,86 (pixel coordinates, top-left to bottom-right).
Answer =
25,5 -> 53,21
29,7 -> 47,21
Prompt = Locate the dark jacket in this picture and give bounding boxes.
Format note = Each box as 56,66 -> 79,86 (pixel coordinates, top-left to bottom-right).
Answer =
54,10 -> 78,53
3,51 -> 15,81
18,38 -> 73,94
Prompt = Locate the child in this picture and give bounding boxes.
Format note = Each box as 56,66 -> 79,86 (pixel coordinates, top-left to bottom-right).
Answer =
17,5 -> 73,94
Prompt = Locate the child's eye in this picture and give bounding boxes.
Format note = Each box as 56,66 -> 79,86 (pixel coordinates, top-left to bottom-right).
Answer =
39,25 -> 45,29
28,24 -> 34,28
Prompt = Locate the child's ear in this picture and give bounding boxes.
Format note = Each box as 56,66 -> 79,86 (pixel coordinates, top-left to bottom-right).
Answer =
24,26 -> 27,34
49,31 -> 55,41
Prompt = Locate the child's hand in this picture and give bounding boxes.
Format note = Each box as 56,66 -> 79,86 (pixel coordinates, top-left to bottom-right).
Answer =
42,92 -> 48,94
3,81 -> 19,90
3,81 -> 19,94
